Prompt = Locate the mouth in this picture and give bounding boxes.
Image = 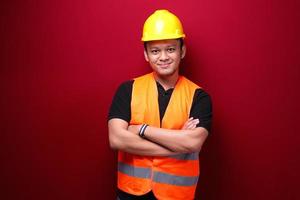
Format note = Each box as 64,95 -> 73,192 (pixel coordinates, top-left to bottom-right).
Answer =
158,63 -> 171,68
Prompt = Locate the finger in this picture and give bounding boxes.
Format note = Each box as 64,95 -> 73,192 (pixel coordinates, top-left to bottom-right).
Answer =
191,119 -> 200,124
182,118 -> 193,128
186,122 -> 196,129
187,125 -> 195,129
186,119 -> 198,126
186,119 -> 200,129
182,118 -> 199,130
186,120 -> 198,128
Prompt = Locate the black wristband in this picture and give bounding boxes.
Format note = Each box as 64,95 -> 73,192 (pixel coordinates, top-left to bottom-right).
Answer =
139,124 -> 148,138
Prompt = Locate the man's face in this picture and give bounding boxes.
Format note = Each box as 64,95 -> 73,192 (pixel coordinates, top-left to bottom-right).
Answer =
144,39 -> 186,78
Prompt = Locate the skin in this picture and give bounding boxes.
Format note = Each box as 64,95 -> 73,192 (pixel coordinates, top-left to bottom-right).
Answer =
144,39 -> 186,90
108,39 -> 208,155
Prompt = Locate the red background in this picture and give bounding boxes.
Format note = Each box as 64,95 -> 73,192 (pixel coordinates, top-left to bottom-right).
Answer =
1,0 -> 300,199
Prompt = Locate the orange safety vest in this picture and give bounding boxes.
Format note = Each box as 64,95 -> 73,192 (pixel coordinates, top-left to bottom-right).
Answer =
118,72 -> 201,200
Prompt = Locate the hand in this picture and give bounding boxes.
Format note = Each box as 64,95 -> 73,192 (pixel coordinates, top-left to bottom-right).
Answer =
128,124 -> 142,135
181,117 -> 199,130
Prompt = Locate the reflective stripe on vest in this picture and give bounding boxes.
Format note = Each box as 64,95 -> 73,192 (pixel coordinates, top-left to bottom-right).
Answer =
118,72 -> 201,199
168,152 -> 199,160
118,162 -> 151,179
153,171 -> 199,186
118,162 -> 198,186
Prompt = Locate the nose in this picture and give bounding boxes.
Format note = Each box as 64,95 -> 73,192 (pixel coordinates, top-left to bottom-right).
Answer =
159,50 -> 169,62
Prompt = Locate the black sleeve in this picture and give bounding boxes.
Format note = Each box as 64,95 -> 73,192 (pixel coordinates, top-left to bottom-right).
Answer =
189,89 -> 213,133
108,80 -> 133,123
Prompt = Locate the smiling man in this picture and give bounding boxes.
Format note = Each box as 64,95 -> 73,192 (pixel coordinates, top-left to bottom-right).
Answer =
108,10 -> 212,200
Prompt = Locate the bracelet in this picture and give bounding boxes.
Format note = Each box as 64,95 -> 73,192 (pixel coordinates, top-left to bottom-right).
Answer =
139,124 -> 148,138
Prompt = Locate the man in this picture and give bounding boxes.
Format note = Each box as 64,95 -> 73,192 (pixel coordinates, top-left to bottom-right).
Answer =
108,9 -> 212,200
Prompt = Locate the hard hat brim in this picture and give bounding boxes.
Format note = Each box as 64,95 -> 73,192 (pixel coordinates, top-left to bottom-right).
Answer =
141,34 -> 185,42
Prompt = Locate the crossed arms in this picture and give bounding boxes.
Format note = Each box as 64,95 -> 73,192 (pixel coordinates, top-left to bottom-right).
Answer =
108,117 -> 208,156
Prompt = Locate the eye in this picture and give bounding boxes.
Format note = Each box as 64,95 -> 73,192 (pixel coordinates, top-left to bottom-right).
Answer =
150,49 -> 160,54
167,47 -> 176,53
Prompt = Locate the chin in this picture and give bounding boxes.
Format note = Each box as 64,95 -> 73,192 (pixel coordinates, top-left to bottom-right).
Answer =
157,70 -> 176,77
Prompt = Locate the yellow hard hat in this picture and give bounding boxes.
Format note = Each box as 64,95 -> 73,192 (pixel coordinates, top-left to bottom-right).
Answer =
141,9 -> 186,41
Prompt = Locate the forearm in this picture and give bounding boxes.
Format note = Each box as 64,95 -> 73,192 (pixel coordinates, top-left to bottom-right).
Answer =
143,126 -> 208,153
108,119 -> 177,156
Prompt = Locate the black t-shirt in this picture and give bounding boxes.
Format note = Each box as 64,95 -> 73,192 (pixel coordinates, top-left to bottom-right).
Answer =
108,80 -> 212,132
108,79 -> 212,199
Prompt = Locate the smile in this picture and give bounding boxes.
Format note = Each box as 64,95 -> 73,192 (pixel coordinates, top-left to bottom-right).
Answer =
158,63 -> 171,68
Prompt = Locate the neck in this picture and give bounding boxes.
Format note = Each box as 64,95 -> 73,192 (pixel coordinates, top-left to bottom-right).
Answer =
153,72 -> 179,90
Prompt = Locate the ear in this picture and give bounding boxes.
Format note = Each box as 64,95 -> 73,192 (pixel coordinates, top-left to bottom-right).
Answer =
181,44 -> 186,59
144,49 -> 149,62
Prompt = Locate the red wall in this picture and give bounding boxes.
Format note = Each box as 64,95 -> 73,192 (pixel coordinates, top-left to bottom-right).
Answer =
1,0 -> 299,199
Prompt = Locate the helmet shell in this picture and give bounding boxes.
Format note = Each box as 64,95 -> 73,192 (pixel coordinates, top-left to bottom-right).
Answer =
141,10 -> 186,41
